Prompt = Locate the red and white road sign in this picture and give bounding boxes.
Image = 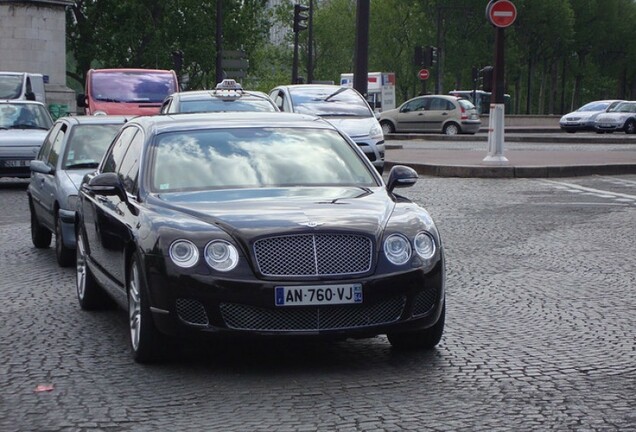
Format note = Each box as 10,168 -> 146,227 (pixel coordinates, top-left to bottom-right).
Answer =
418,69 -> 430,80
487,0 -> 517,28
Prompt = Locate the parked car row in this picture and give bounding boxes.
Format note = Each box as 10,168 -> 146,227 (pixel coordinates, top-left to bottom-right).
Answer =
1,81 -> 446,363
559,99 -> 636,134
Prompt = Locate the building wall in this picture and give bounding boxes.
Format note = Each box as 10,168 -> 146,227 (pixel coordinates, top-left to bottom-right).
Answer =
0,0 -> 76,113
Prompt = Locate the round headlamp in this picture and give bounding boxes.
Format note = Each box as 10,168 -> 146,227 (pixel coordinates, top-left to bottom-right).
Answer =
169,239 -> 199,268
204,240 -> 239,272
383,234 -> 412,265
414,232 -> 436,260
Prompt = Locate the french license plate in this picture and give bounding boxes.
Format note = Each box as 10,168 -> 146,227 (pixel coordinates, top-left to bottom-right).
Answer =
600,124 -> 612,128
1,159 -> 30,168
275,284 -> 363,306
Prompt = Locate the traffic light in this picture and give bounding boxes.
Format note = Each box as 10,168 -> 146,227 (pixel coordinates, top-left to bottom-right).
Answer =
293,4 -> 309,33
429,46 -> 438,65
414,46 -> 423,66
480,66 -> 494,92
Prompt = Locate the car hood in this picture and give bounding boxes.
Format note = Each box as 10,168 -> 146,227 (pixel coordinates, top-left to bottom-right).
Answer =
320,116 -> 377,138
596,112 -> 630,121
62,169 -> 94,191
154,186 -> 394,242
0,129 -> 48,147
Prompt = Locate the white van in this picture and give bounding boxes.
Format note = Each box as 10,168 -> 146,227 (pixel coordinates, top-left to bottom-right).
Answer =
0,72 -> 46,103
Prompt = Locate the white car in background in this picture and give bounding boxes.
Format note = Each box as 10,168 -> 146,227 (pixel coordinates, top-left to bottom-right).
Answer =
559,99 -> 624,133
593,101 -> 636,134
269,84 -> 385,173
0,100 -> 53,178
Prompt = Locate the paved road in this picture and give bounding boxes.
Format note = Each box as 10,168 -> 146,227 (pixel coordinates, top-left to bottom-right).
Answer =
1,174 -> 634,431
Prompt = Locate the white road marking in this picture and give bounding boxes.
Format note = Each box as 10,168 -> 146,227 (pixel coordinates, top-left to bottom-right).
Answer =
539,179 -> 636,201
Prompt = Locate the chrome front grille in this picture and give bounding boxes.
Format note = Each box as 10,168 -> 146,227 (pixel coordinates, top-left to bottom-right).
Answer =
219,296 -> 406,331
253,233 -> 373,277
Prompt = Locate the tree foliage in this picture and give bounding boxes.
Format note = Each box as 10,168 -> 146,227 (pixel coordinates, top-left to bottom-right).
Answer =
66,0 -> 636,114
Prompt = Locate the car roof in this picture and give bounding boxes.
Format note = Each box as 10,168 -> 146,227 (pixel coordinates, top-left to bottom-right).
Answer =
170,89 -> 272,101
128,112 -> 333,135
0,99 -> 48,107
55,115 -> 133,126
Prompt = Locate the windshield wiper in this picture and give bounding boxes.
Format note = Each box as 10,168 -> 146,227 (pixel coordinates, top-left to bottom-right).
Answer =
96,98 -> 123,103
323,87 -> 352,102
65,162 -> 99,169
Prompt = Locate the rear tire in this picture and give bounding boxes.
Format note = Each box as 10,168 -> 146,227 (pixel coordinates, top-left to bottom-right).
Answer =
624,119 -> 636,134
30,200 -> 51,248
443,123 -> 460,136
388,302 -> 445,350
55,215 -> 75,267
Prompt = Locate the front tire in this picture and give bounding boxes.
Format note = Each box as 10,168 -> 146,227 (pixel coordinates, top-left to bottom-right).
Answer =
76,231 -> 109,310
381,121 -> 395,134
388,302 -> 445,350
624,119 -> 636,134
30,200 -> 51,248
55,215 -> 74,267
128,254 -> 164,363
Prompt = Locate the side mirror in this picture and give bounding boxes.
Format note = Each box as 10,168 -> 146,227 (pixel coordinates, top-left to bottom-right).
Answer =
400,106 -> 410,113
86,172 -> 125,199
76,94 -> 87,108
386,165 -> 418,193
30,160 -> 53,175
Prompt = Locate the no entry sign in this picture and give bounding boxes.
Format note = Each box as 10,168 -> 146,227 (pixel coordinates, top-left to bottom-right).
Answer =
418,69 -> 430,80
487,0 -> 517,28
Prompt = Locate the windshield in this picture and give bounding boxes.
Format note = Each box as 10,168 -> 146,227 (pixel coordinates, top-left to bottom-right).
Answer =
0,75 -> 23,99
578,101 -> 610,112
150,127 -> 377,192
63,124 -> 122,169
0,103 -> 52,130
607,102 -> 635,113
91,71 -> 177,103
179,98 -> 277,113
290,87 -> 373,117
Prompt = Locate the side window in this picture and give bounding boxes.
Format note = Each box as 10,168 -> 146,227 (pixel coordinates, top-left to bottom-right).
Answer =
117,131 -> 144,194
160,97 -> 171,114
445,100 -> 456,111
47,124 -> 68,167
270,91 -> 284,111
101,127 -> 138,174
37,122 -> 63,162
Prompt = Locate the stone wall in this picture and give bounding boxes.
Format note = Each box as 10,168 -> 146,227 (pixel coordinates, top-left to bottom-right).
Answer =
0,0 -> 76,113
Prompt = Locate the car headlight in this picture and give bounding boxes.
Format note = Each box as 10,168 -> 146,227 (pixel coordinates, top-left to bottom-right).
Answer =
204,240 -> 239,271
414,231 -> 436,260
383,234 -> 412,265
169,239 -> 199,268
369,123 -> 383,140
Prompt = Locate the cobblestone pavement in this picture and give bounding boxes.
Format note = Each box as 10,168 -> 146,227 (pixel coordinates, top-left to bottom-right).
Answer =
1,175 -> 634,432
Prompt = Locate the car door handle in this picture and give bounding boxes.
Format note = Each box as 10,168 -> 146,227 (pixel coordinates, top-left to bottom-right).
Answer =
96,196 -> 108,203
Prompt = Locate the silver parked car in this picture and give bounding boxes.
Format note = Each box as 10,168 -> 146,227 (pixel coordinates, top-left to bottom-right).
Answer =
160,79 -> 279,114
593,101 -> 636,134
559,99 -> 625,133
269,84 -> 385,173
0,100 -> 53,178
379,95 -> 480,135
27,115 -> 130,266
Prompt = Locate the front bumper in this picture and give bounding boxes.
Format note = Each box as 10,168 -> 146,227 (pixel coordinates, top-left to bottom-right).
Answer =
145,258 -> 444,339
0,157 -> 32,178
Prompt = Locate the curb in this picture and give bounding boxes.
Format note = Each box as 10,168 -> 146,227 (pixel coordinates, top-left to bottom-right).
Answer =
384,161 -> 636,178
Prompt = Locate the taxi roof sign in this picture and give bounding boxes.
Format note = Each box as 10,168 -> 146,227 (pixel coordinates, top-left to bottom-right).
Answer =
215,79 -> 243,90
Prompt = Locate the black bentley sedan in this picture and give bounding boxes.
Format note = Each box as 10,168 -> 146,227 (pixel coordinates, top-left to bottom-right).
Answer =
75,112 -> 445,363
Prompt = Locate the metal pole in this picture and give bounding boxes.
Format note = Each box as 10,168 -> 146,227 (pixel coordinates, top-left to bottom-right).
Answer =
484,26 -> 508,165
292,30 -> 299,84
215,0 -> 223,85
307,0 -> 314,84
353,0 -> 369,97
